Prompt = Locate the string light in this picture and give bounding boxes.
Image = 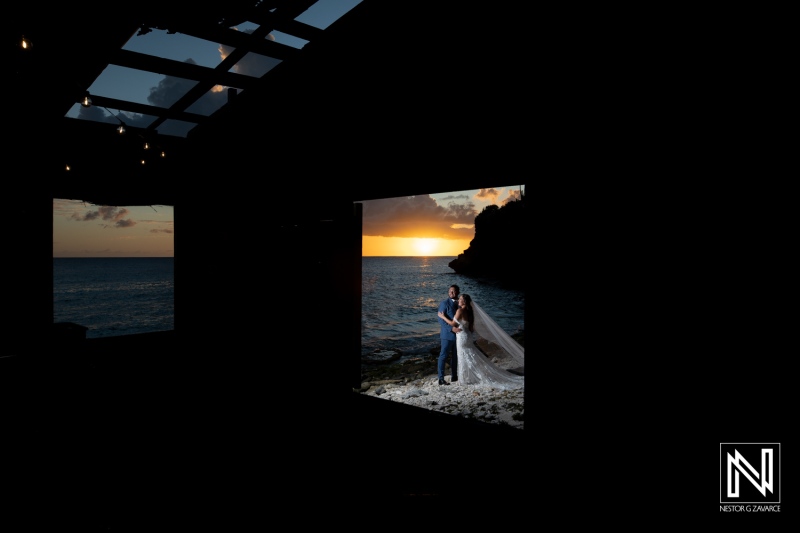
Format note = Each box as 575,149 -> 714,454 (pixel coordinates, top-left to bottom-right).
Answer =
62,106 -> 169,171
101,106 -> 127,134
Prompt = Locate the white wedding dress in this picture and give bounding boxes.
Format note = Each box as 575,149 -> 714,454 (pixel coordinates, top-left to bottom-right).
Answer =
455,310 -> 524,391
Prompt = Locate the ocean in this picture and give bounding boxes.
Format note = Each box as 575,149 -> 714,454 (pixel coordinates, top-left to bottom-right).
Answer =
53,257 -> 174,339
362,256 -> 525,358
52,256 -> 523,347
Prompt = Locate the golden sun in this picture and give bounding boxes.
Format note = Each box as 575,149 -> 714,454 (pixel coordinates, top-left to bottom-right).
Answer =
414,238 -> 437,255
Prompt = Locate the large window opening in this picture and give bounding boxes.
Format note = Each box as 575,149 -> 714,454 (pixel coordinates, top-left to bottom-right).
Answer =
53,199 -> 174,339
356,184 -> 526,430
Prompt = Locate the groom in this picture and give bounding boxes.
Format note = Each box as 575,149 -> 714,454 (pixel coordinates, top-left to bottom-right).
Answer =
436,284 -> 461,385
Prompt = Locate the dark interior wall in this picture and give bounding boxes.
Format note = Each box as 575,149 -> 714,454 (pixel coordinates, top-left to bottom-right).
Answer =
174,0 -> 532,374
5,3 -> 531,521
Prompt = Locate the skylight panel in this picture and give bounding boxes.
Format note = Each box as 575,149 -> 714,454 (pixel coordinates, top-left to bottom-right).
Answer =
157,119 -> 197,138
65,103 -> 159,129
123,28 -> 225,69
229,53 -> 282,78
184,86 -> 242,116
269,31 -> 308,49
296,0 -> 363,30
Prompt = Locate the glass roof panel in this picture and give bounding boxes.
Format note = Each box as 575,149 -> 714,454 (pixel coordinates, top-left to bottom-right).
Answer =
142,74 -> 201,109
157,119 -> 198,138
123,28 -> 225,68
230,52 -> 282,77
269,31 -> 308,49
297,0 -> 363,29
82,65 -> 195,109
232,22 -> 260,33
61,1 -> 366,139
184,86 -> 242,115
65,104 -> 160,129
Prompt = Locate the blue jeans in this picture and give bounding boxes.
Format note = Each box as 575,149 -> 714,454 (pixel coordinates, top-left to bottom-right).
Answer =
438,338 -> 457,381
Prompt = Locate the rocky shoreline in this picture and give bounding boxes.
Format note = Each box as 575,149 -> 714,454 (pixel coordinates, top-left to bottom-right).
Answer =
355,337 -> 524,430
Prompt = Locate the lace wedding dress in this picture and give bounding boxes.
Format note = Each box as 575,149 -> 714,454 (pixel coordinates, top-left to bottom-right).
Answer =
454,301 -> 524,390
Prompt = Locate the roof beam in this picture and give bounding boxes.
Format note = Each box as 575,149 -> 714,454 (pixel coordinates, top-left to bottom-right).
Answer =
85,94 -> 209,125
111,49 -> 258,89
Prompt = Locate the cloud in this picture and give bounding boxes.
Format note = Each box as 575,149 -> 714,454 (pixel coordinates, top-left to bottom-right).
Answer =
146,61 -> 200,108
76,104 -> 116,125
475,188 -> 502,203
501,187 -> 523,205
98,206 -> 129,221
361,195 -> 478,240
68,205 -> 137,228
359,186 -> 524,240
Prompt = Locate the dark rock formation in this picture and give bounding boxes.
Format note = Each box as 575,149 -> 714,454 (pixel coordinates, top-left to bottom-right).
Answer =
361,348 -> 403,364
448,191 -> 527,285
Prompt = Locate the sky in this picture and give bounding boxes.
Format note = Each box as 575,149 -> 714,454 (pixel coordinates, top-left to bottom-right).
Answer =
52,184 -> 524,258
51,2 -> 522,259
359,185 -> 525,257
53,200 -> 174,258
64,0 -> 364,137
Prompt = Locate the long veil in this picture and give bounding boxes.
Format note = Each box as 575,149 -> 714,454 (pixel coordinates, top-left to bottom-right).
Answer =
471,301 -> 524,369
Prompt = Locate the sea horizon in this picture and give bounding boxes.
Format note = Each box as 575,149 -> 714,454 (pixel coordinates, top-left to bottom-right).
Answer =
53,255 -> 174,259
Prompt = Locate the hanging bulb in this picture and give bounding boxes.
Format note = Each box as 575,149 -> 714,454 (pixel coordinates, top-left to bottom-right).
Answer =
141,159 -> 146,165
65,164 -> 71,171
143,142 -> 150,150
160,151 -> 166,158
81,91 -> 92,108
116,124 -> 126,134
21,36 -> 31,49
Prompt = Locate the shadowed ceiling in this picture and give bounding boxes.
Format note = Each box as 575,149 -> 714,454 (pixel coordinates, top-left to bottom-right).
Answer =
12,1 -> 370,207
11,1 -> 527,209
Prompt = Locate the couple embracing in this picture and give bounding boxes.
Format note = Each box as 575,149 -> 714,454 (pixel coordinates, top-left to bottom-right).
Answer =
435,284 -> 524,390
436,284 -> 462,385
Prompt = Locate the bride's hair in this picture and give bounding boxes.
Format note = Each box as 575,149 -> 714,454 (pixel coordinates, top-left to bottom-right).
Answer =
460,294 -> 475,332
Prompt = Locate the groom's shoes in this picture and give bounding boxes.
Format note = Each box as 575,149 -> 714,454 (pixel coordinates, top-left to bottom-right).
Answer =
438,379 -> 449,386
451,377 -> 458,382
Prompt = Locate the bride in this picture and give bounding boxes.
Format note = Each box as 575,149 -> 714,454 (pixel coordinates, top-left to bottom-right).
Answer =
437,293 -> 524,391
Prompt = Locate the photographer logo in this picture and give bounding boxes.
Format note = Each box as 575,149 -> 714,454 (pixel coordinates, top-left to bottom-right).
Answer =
720,443 -> 780,505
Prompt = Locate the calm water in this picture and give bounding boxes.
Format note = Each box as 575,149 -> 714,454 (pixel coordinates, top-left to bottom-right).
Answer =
362,256 -> 524,358
53,257 -> 174,339
52,256 -> 522,345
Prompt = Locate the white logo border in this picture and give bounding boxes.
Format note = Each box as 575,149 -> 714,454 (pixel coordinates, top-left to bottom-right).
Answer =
720,442 -> 781,504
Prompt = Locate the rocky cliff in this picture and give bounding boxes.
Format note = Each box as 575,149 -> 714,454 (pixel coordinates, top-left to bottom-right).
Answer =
448,192 -> 527,285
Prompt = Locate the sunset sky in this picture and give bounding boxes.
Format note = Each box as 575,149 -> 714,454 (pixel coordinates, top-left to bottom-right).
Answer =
53,200 -> 174,258
52,184 -> 524,258
359,185 -> 525,257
